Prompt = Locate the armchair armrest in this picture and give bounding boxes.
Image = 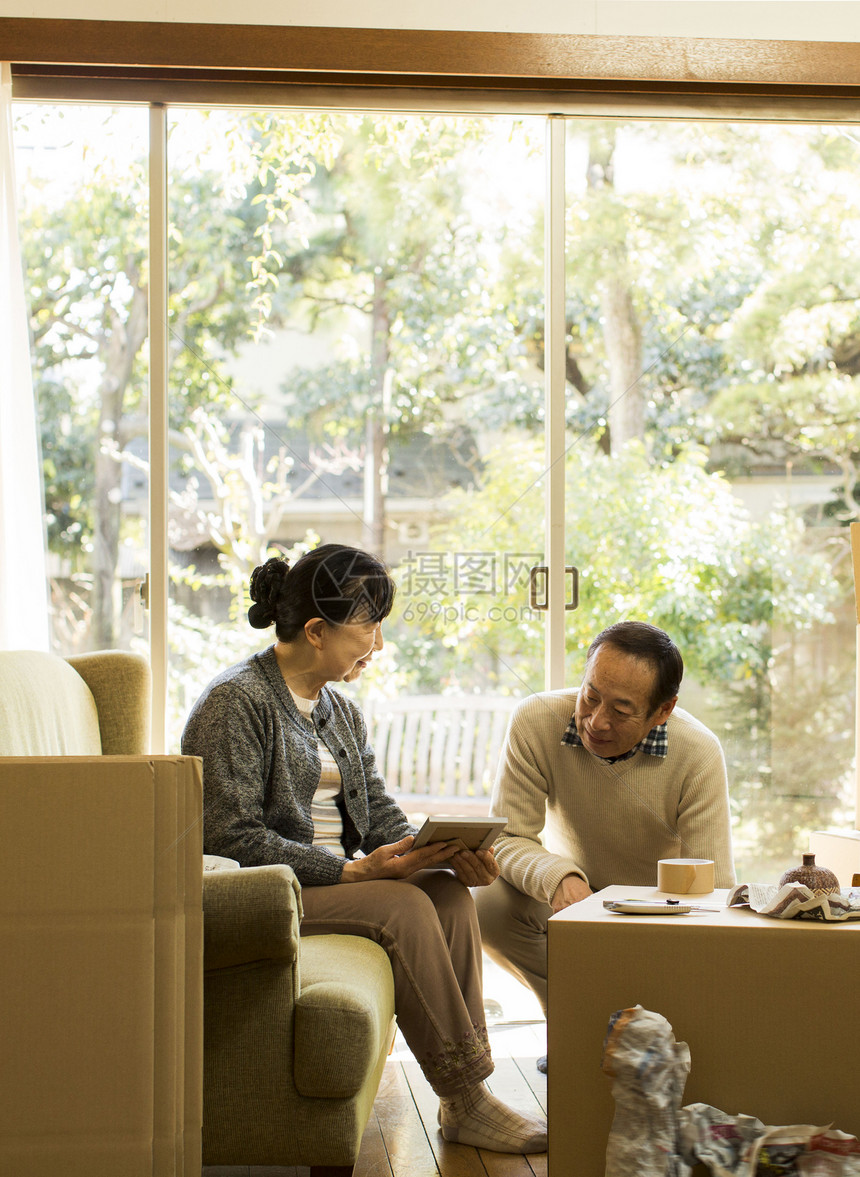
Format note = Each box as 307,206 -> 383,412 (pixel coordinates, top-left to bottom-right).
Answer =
203,864 -> 302,971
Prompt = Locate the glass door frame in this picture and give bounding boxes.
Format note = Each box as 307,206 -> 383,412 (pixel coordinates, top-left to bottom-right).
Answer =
143,103 -> 574,749
137,98 -> 860,838
12,78 -> 860,832
149,104 -> 169,753
544,114 -> 567,692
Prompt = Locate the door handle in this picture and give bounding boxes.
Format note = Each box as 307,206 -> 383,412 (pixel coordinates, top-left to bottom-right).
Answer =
528,566 -> 579,611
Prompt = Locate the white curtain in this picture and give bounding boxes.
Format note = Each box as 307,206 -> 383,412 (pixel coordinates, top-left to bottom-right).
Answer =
0,63 -> 50,651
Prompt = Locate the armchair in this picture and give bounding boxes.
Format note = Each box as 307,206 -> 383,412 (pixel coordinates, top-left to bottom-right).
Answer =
203,862 -> 396,1175
0,648 -> 397,1177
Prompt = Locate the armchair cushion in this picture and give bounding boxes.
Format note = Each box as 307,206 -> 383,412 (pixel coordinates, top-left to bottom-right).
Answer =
295,935 -> 396,1098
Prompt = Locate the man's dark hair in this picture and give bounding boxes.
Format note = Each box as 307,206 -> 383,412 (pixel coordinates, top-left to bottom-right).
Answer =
587,621 -> 683,714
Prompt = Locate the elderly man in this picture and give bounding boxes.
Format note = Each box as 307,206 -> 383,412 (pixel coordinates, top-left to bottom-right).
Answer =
475,621 -> 735,1068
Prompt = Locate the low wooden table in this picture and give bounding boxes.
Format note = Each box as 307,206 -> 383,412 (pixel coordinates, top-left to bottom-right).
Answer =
547,884 -> 860,1177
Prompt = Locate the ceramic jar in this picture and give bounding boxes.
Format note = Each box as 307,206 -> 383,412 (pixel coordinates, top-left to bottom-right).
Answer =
778,852 -> 840,896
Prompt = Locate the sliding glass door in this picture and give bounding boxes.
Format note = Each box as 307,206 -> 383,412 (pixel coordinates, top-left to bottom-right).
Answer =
13,100 -> 860,883
161,108 -> 550,811
560,118 -> 859,880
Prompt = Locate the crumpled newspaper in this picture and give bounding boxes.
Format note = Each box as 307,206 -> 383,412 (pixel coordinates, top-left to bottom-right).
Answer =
601,1005 -> 691,1177
601,1007 -> 860,1176
679,1102 -> 860,1175
677,1103 -> 765,1175
728,883 -> 860,922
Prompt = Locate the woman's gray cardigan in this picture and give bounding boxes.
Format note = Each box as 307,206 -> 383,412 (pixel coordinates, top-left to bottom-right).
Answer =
181,645 -> 416,885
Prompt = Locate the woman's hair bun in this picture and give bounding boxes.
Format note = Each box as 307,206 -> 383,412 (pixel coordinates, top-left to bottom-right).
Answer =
248,556 -> 290,629
247,601 -> 274,629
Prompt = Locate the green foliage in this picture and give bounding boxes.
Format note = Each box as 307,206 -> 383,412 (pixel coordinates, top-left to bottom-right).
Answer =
18,166 -> 149,565
392,437 -> 851,872
16,106 -> 338,644
401,439 -> 838,685
670,125 -> 860,505
36,377 -> 95,559
16,108 -> 860,870
247,114 -> 546,441
708,373 -> 860,475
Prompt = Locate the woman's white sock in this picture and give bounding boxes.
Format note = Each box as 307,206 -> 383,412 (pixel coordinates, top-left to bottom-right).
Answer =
438,1083 -> 547,1154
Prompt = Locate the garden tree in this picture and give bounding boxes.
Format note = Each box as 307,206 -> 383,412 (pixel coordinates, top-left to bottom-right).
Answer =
707,375 -> 860,519
212,109 -> 343,334
244,115 -> 777,503
167,405 -> 347,584
244,114 -> 546,556
391,438 -> 848,874
22,171 -> 149,648
495,119 -> 749,458
692,127 -> 860,515
113,402 -> 360,745
492,120 -> 860,500
155,406 -> 325,744
587,122 -> 860,502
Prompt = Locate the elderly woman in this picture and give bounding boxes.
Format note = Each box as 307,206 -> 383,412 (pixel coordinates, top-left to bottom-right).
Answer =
182,543 -> 546,1154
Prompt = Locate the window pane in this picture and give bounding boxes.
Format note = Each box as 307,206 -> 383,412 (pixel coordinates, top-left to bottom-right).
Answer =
17,99 -> 852,891
13,104 -> 150,657
164,110 -> 546,777
563,118 -> 858,883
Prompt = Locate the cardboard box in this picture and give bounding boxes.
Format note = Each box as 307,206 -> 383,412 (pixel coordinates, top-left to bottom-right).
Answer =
0,756 -> 202,1177
548,885 -> 860,1177
809,829 -> 860,887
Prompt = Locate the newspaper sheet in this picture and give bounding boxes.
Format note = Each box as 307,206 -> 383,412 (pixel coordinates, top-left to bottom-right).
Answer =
602,1008 -> 860,1176
679,1103 -> 860,1176
602,1005 -> 691,1177
727,883 -> 860,922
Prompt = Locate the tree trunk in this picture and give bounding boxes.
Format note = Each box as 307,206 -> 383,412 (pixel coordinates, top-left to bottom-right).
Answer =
600,272 -> 644,452
586,125 -> 644,456
91,280 -> 148,649
92,405 -> 122,650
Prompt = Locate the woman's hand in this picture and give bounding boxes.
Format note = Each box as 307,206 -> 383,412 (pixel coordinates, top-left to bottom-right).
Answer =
447,847 -> 500,888
340,835 -> 457,882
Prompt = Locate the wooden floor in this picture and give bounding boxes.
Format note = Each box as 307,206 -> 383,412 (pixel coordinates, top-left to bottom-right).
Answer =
203,1019 -> 547,1177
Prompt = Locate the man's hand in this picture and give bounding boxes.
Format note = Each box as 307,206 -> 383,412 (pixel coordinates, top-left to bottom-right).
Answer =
447,847 -> 500,888
340,835 -> 456,882
551,873 -> 592,913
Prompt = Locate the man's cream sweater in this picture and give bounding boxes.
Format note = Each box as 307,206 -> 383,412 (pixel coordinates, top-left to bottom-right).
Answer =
490,688 -> 735,905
